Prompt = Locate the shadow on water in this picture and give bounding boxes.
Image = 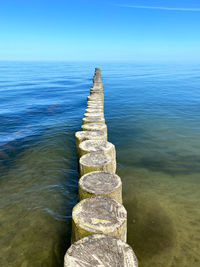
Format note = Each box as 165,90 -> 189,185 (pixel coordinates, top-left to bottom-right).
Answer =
132,154 -> 200,176
0,134 -> 42,176
124,194 -> 176,266
118,159 -> 200,267
116,141 -> 200,177
0,126 -> 79,267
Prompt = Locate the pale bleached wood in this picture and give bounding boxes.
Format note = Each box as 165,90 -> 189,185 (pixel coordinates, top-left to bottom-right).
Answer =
71,196 -> 127,243
65,234 -> 138,267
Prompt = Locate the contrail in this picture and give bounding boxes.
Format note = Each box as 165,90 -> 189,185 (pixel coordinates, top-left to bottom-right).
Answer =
116,4 -> 200,12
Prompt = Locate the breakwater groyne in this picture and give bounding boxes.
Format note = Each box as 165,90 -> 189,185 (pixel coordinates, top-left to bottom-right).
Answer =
64,68 -> 138,266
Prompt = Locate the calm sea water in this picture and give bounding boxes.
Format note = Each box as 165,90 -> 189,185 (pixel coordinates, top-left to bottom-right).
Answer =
0,61 -> 200,267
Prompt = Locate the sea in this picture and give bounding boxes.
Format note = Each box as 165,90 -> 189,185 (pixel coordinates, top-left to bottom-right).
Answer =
0,61 -> 200,267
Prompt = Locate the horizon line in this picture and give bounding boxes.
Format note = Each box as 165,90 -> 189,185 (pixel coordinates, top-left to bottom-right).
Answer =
116,4 -> 200,12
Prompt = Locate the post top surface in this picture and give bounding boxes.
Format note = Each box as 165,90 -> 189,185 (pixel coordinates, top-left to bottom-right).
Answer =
76,130 -> 105,139
79,140 -> 114,153
82,123 -> 107,131
79,171 -> 121,194
64,234 -> 138,267
79,152 -> 111,166
72,196 -> 127,232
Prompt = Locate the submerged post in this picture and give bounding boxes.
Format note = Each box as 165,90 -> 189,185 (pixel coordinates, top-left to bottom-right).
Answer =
64,68 -> 138,266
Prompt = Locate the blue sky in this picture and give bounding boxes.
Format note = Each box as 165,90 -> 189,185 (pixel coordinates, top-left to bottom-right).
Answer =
0,0 -> 200,61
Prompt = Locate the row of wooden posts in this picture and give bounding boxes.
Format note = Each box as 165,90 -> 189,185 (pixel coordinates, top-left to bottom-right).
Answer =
64,68 -> 138,266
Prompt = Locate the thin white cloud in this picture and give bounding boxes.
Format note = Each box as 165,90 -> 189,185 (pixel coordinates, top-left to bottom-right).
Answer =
117,4 -> 200,12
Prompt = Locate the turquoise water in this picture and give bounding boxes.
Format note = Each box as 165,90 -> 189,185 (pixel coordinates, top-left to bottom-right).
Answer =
0,62 -> 200,266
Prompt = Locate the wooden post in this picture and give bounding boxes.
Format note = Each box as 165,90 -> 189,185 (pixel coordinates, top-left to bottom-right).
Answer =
71,196 -> 127,243
64,234 -> 138,267
79,171 -> 122,203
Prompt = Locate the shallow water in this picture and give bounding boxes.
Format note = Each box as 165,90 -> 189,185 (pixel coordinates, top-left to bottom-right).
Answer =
0,61 -> 200,266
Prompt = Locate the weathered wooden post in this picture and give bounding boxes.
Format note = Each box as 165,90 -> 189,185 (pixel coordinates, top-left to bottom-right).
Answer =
75,131 -> 107,158
64,235 -> 138,267
79,171 -> 122,203
64,68 -> 138,267
81,123 -> 107,135
82,116 -> 105,125
71,196 -> 127,243
79,152 -> 116,176
79,140 -> 116,162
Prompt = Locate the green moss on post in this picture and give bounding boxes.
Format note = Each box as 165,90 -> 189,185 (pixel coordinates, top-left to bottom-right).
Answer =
71,196 -> 127,243
79,140 -> 116,164
87,104 -> 104,110
87,95 -> 104,102
75,131 -> 107,158
66,67 -> 138,267
87,99 -> 103,104
91,84 -> 103,91
82,116 -> 105,125
85,108 -> 104,114
90,88 -> 104,94
87,103 -> 104,109
84,112 -> 104,118
81,123 -> 107,135
89,93 -> 104,100
79,152 -> 116,177
79,171 -> 122,204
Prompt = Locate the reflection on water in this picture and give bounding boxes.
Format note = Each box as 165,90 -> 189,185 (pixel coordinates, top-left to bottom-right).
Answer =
0,61 -> 200,266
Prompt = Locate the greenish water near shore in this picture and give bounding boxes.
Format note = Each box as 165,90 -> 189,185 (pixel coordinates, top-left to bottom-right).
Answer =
0,128 -> 77,266
122,168 -> 200,266
0,62 -> 200,266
